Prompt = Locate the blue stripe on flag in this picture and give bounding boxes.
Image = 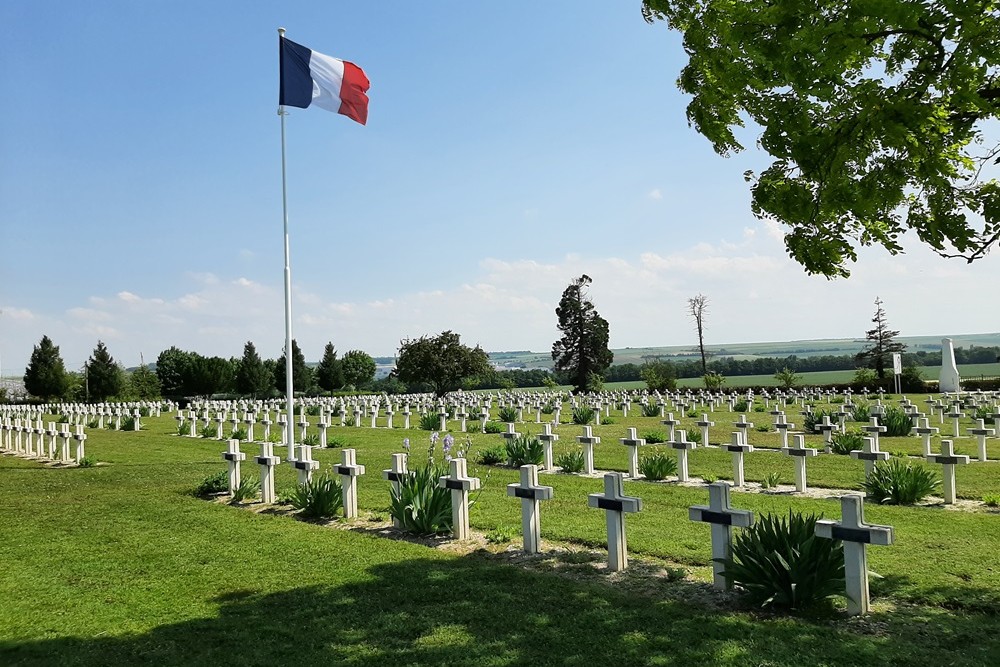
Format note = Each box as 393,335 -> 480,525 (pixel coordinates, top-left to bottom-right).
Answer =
279,37 -> 314,108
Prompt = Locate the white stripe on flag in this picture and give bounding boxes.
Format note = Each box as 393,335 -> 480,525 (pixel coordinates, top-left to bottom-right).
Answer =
308,51 -> 346,113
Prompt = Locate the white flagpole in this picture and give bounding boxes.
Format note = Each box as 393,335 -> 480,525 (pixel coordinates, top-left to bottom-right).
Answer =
278,26 -> 296,463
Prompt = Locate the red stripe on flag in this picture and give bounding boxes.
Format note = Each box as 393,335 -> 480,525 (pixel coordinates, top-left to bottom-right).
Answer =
338,61 -> 370,125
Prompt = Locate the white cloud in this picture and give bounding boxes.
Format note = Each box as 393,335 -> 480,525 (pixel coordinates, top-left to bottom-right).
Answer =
647,188 -> 663,200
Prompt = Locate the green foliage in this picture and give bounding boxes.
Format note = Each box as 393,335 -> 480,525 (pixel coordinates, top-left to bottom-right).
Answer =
418,413 -> 440,431
642,430 -> 666,444
306,405 -> 321,417
287,471 -> 344,519
497,405 -> 518,423
638,451 -> 678,481
389,464 -> 453,535
482,421 -> 505,434
540,403 -> 555,415
881,406 -> 913,437
77,456 -> 96,468
852,368 -> 878,388
325,436 -> 346,449
773,367 -> 801,390
687,430 -> 702,444
862,459 -> 940,505
505,435 -> 545,468
761,472 -> 781,490
856,299 -> 907,380
850,401 -> 871,422
478,445 -> 507,466
973,405 -> 993,421
830,429 -> 864,455
230,427 -> 248,442
234,341 -> 273,398
121,416 -> 137,431
315,342 -> 344,394
755,425 -> 770,432
302,433 -> 320,447
175,421 -> 187,436
600,416 -> 615,425
803,408 -> 835,434
552,275 -> 614,394
641,403 -> 661,417
982,494 -> 1000,508
395,331 -> 492,397
555,449 -> 585,473
193,471 -> 229,497
718,511 -> 845,610
641,360 -> 677,392
274,339 -> 313,394
702,474 -> 718,484
733,399 -> 749,412
703,372 -> 726,390
200,424 -> 216,439
572,406 -> 595,425
23,335 -> 69,400
641,1 -> 1000,277
86,341 -> 124,402
128,365 -> 162,400
230,475 -> 260,503
485,525 -> 516,544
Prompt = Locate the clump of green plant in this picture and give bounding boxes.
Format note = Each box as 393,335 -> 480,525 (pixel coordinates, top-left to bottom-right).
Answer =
194,470 -> 229,497
862,459 -> 940,505
702,474 -> 718,484
230,427 -> 248,441
830,429 -> 864,455
687,430 -> 702,444
641,403 -> 661,417
761,472 -> 781,490
982,494 -> 1000,508
121,416 -> 137,431
639,451 -> 678,481
325,436 -> 346,449
881,406 -> 913,437
485,525 -> 516,544
306,405 -> 321,416
505,434 -> 545,467
105,420 -> 117,431
830,397 -> 845,404
540,403 -> 555,415
974,405 -> 993,421
572,406 -> 596,425
57,414 -> 70,424
556,449 -> 585,473
200,424 -> 216,438
686,410 -> 699,419
468,407 -> 483,421
419,412 -> 440,431
230,475 -> 261,503
176,422 -> 187,436
755,424 -> 770,433
703,371 -> 726,390
483,421 -> 505,434
753,405 -> 766,413
719,511 -> 845,610
851,401 -> 871,422
77,456 -> 96,468
302,433 -> 320,447
287,471 -> 343,519
733,399 -> 750,413
601,416 -> 615,425
498,405 -> 518,423
389,464 -> 453,535
665,567 -> 686,582
88,418 -> 101,429
642,430 -> 666,444
478,444 -> 507,466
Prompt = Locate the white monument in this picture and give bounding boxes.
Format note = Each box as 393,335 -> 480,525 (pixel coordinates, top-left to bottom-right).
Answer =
939,337 -> 961,392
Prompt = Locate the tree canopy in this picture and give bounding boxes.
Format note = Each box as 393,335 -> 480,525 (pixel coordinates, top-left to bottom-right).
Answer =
395,330 -> 492,397
23,335 -> 69,400
552,275 -> 614,394
86,340 -> 124,401
234,341 -> 273,398
340,350 -> 376,390
274,340 -> 312,394
643,0 -> 1000,277
315,342 -> 344,394
856,297 -> 906,380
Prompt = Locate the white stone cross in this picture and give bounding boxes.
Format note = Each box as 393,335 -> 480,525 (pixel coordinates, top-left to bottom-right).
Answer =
438,457 -> 481,540
696,414 -> 715,447
537,423 -> 559,471
336,448 -> 366,518
255,442 -> 281,504
723,431 -> 753,487
59,423 -> 72,462
587,472 -> 642,572
619,427 -> 645,478
773,414 -> 794,449
926,439 -> 969,504
689,481 -> 754,589
946,403 -> 965,437
501,422 -> 521,443
912,417 -> 939,457
781,434 -> 818,492
850,436 -> 890,477
733,414 -> 754,447
815,415 -> 837,452
292,443 -> 319,485
506,464 -> 554,554
669,429 -> 696,482
968,419 -> 995,462
73,425 -> 87,463
382,453 -> 409,528
661,413 -> 679,441
815,495 -> 894,616
862,417 -> 887,451
576,425 -> 600,474
222,439 -> 246,495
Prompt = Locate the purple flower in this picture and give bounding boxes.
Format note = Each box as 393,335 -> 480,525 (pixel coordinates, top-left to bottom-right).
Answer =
430,432 -> 440,445
443,434 -> 454,452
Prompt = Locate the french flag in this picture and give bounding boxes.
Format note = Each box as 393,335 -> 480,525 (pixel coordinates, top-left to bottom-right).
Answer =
279,36 -> 370,125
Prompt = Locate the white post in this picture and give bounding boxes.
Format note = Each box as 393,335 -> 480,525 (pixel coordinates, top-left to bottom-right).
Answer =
689,482 -> 754,589
337,448 -> 366,518
506,464 -> 554,554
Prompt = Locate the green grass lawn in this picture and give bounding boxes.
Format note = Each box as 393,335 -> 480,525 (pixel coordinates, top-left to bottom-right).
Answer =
3,394 -> 1000,665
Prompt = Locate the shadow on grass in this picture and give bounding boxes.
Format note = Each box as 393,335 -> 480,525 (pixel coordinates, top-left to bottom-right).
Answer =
2,554 -> 999,667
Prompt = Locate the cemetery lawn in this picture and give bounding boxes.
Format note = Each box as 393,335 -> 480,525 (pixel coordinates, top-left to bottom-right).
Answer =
3,402 -> 1000,666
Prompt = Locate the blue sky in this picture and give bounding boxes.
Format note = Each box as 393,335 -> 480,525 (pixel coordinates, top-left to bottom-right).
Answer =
1,1 -> 997,374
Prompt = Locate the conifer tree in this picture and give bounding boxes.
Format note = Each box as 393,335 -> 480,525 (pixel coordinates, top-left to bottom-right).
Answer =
856,297 -> 906,380
235,341 -> 273,398
552,275 -> 614,394
23,335 -> 69,400
315,342 -> 344,394
86,341 -> 124,402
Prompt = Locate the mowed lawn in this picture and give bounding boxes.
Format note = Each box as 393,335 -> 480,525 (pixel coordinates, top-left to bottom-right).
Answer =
2,396 -> 1000,666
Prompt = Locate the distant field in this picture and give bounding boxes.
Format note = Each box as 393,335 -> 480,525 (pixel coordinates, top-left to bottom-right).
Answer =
492,333 -> 1000,369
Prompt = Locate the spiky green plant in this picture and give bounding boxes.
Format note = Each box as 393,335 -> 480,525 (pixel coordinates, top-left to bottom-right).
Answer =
638,451 -> 678,481
389,464 -> 453,535
642,430 -> 667,444
498,405 -> 518,423
230,475 -> 260,503
200,424 -> 216,439
477,445 -> 507,466
419,413 -> 440,431
719,511 -> 845,610
555,449 -> 585,473
572,406 -> 595,425
505,434 -> 545,468
880,406 -> 913,437
641,403 -> 661,417
830,429 -> 864,455
483,421 -> 505,434
193,470 -> 229,497
862,459 -> 940,505
803,408 -> 835,434
287,471 -> 343,519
